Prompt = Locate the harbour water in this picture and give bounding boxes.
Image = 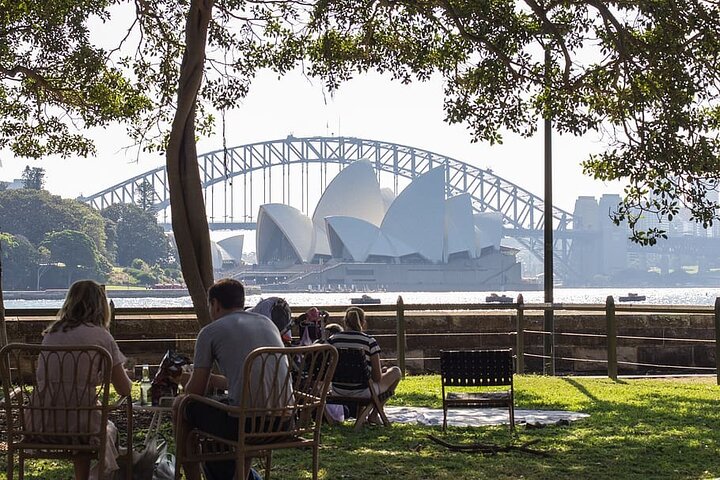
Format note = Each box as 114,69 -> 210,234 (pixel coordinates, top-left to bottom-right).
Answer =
5,286 -> 720,309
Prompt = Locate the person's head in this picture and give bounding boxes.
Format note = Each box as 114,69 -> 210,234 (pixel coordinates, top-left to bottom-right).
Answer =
45,280 -> 110,334
343,306 -> 366,332
207,278 -> 245,320
325,323 -> 343,337
306,307 -> 320,323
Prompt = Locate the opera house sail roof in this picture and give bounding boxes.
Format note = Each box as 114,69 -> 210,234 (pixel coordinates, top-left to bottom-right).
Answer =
379,166 -> 446,262
256,203 -> 314,264
254,161 -> 512,275
311,159 -> 386,257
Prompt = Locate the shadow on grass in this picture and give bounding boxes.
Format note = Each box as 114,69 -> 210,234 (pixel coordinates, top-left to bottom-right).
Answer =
282,378 -> 720,480
8,377 -> 719,479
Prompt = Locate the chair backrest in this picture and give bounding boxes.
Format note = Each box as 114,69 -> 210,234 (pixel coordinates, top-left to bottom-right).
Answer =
331,348 -> 372,387
237,344 -> 337,444
0,343 -> 113,447
440,349 -> 514,387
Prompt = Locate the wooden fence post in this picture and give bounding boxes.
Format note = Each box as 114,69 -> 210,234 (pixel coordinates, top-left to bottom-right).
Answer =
515,293 -> 525,374
606,295 -> 617,380
396,295 -> 406,378
715,298 -> 720,386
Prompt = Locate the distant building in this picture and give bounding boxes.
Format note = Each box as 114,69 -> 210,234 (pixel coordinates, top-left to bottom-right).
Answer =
569,194 -> 628,283
2,178 -> 24,190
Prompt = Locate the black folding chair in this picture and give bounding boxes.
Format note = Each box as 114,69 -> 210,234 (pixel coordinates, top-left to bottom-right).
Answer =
326,348 -> 392,431
440,349 -> 515,431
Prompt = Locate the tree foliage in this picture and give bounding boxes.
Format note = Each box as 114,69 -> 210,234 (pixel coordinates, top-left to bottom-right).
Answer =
101,203 -> 170,267
3,0 -> 720,322
40,229 -> 110,285
0,0 -> 151,159
0,189 -> 107,252
303,1 -> 720,244
21,166 -> 45,190
0,233 -> 39,290
135,179 -> 158,213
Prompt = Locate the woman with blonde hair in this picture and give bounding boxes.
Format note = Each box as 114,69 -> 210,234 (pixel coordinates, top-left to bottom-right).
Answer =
36,280 -> 132,479
327,306 -> 401,421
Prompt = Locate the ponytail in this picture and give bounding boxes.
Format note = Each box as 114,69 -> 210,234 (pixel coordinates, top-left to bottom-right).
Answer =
344,307 -> 365,332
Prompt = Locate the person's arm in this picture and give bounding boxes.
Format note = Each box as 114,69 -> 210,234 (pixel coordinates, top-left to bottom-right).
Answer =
111,363 -> 133,397
171,368 -> 226,424
370,353 -> 382,383
183,367 -> 211,396
106,333 -> 132,396
178,365 -> 227,393
208,372 -> 228,391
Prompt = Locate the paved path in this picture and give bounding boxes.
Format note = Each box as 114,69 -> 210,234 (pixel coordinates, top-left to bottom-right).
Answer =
384,406 -> 589,427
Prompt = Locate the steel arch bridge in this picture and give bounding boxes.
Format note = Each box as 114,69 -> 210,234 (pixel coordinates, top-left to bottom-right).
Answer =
79,136 -> 576,274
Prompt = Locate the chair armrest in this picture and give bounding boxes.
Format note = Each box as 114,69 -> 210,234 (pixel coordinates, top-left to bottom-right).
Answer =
111,395 -> 132,410
176,393 -> 241,415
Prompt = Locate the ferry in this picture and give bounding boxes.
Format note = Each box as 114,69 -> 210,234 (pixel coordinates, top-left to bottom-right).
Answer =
618,293 -> 646,302
351,294 -> 381,305
485,293 -> 514,303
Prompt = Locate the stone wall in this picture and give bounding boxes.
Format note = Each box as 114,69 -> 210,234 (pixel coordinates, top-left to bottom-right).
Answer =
4,308 -> 716,375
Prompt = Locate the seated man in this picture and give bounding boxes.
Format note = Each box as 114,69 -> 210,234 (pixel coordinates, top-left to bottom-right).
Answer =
174,278 -> 287,480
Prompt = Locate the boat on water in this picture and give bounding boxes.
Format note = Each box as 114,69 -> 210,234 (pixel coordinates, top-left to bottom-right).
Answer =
618,293 -> 646,302
351,294 -> 381,305
485,293 -> 513,304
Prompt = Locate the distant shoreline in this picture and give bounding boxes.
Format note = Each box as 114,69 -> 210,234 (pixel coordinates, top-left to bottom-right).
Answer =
3,284 -> 262,300
3,289 -> 192,300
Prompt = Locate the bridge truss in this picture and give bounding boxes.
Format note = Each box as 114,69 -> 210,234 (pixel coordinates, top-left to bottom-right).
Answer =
80,136 -> 576,275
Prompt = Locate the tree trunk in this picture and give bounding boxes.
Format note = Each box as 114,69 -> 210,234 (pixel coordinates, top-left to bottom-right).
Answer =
0,241 -> 7,348
166,0 -> 215,327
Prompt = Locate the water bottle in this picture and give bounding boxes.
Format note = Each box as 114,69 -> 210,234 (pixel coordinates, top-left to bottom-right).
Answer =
140,364 -> 151,406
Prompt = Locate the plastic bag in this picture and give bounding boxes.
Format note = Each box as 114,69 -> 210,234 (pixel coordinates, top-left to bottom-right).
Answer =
113,436 -> 175,480
325,404 -> 345,422
152,440 -> 175,480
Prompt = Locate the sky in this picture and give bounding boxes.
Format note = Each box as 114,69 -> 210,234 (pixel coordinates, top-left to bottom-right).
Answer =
1,68 -> 625,214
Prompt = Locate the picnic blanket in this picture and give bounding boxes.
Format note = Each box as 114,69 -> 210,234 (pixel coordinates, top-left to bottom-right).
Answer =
384,406 -> 589,427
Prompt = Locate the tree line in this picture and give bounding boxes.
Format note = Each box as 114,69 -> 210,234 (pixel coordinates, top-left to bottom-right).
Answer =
0,179 -> 178,290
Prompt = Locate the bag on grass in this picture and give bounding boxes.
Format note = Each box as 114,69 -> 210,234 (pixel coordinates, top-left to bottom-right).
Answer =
113,435 -> 175,480
152,440 -> 175,480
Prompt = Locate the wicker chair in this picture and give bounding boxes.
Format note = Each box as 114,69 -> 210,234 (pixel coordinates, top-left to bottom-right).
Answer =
326,347 -> 394,431
440,349 -> 515,431
174,344 -> 338,480
0,343 -> 133,480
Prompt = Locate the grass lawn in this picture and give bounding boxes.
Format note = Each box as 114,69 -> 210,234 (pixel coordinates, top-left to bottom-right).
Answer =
2,375 -> 719,479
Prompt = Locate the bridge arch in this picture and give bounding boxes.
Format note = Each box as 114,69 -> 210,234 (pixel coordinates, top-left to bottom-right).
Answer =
79,136 -> 576,271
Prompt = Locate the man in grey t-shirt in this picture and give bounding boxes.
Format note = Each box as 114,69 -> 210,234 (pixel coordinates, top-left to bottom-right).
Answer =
175,278 -> 285,480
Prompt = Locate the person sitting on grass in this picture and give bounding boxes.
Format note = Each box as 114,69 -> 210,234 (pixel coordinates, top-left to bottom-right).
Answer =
327,306 -> 401,423
324,323 -> 343,338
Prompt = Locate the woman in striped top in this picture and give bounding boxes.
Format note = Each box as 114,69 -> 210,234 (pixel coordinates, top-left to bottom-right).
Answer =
327,307 -> 402,406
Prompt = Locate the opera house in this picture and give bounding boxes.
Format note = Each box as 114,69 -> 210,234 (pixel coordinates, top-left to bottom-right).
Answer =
250,160 -> 524,291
